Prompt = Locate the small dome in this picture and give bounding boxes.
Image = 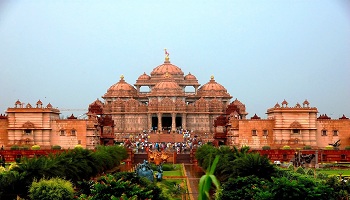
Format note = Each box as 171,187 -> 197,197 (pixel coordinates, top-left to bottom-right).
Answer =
274,102 -> 281,108
154,81 -> 181,90
36,99 -> 43,105
281,99 -> 288,105
137,72 -> 151,81
15,99 -> 21,105
197,76 -> 231,97
104,75 -> 137,98
184,72 -> 197,81
151,74 -> 184,96
233,98 -> 244,106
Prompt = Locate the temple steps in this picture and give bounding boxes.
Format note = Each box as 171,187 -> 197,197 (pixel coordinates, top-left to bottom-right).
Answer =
147,133 -> 185,143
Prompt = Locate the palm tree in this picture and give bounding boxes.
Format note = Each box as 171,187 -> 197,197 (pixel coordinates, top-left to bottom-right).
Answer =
232,153 -> 275,180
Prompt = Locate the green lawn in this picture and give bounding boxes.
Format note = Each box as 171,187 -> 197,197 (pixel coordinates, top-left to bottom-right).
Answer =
157,179 -> 187,200
317,169 -> 350,176
154,164 -> 188,200
163,170 -> 183,176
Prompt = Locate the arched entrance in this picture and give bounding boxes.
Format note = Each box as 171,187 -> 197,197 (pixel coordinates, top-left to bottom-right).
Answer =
152,115 -> 158,130
176,115 -> 182,129
162,113 -> 172,131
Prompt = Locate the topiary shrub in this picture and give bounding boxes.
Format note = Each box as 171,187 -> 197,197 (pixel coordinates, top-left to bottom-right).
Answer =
29,178 -> 74,200
306,168 -> 315,176
295,166 -> 305,174
74,144 -> 83,149
345,146 -> 350,150
303,145 -> 312,150
31,145 -> 40,150
52,145 -> 62,150
317,172 -> 329,180
287,164 -> 294,171
23,145 -> 30,150
262,146 -> 271,150
282,145 -> 291,150
10,145 -> 19,150
325,145 -> 334,150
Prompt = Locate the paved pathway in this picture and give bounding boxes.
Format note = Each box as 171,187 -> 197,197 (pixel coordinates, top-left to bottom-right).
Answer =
183,164 -> 205,200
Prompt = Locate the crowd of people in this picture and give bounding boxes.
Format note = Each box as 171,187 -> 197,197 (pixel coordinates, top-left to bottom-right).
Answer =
122,130 -> 202,154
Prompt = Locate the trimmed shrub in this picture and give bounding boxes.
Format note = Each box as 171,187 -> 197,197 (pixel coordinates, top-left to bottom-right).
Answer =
262,146 -> 271,150
74,144 -> 83,149
10,145 -> 19,150
31,145 -> 40,150
317,172 -> 329,180
325,145 -> 334,150
21,145 -> 30,150
295,166 -> 305,174
303,145 -> 312,150
344,146 -> 350,150
29,178 -> 74,200
52,145 -> 62,150
306,168 -> 315,176
282,145 -> 291,150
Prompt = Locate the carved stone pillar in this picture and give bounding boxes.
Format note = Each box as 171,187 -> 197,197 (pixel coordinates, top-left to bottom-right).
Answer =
147,113 -> 152,131
157,113 -> 162,133
171,113 -> 176,132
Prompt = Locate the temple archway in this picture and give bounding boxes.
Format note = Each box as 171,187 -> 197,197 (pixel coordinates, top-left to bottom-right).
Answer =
152,115 -> 158,130
176,115 -> 182,129
162,113 -> 172,130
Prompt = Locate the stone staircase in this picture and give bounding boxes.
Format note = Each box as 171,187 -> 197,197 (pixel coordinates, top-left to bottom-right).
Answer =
148,133 -> 185,143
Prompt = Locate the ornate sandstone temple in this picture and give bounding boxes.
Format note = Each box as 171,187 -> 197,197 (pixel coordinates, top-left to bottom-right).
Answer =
87,51 -> 247,145
0,51 -> 349,150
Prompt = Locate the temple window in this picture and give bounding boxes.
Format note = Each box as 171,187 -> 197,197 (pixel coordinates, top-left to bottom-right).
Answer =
292,129 -> 300,134
333,130 -> 338,136
60,130 -> 65,136
78,140 -> 81,144
321,130 -> 327,136
24,129 -> 32,135
71,129 -> 76,136
252,130 -> 257,136
263,130 -> 268,136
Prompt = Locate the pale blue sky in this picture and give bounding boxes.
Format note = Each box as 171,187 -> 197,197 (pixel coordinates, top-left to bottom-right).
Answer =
1,1 -> 349,118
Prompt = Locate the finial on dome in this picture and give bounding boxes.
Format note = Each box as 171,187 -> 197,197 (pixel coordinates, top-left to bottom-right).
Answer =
120,74 -> 124,80
210,75 -> 214,80
164,48 -> 170,63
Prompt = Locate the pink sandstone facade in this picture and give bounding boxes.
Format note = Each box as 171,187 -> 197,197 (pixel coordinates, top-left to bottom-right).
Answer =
0,53 -> 349,150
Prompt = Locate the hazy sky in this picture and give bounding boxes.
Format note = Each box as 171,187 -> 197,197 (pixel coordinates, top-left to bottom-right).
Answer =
1,1 -> 349,119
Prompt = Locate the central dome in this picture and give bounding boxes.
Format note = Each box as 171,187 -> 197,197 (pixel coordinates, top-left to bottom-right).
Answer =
150,62 -> 184,76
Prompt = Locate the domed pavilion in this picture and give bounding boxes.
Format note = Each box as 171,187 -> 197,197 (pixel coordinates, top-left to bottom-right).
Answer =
88,51 -> 247,141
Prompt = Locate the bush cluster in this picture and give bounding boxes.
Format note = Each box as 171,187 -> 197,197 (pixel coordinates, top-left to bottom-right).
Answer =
196,144 -> 350,200
0,145 -> 128,199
